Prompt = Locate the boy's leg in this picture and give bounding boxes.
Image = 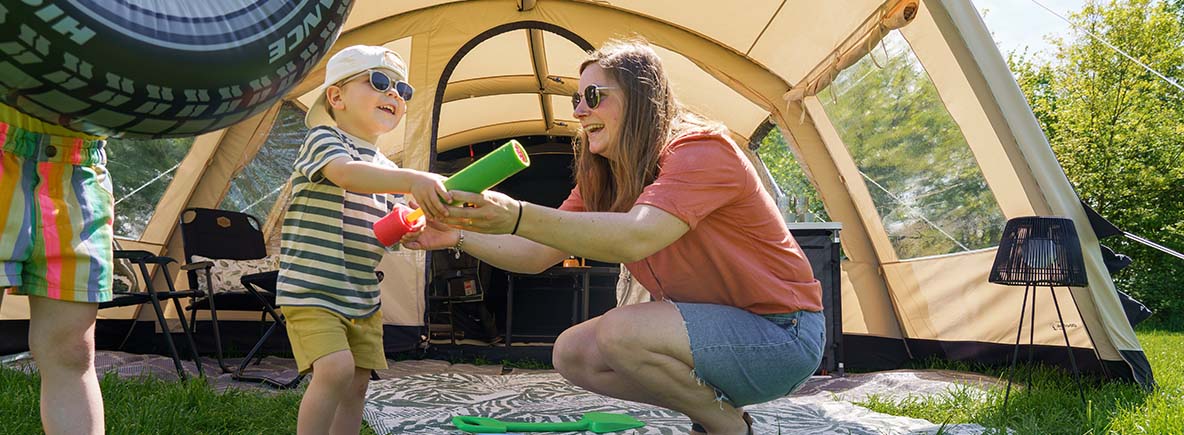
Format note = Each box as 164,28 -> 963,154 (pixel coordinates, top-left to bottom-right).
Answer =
28,295 -> 103,435
327,309 -> 385,434
329,367 -> 372,435
298,350 -> 357,435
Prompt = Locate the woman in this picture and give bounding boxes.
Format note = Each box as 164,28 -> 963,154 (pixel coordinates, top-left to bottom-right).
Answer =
403,39 -> 824,434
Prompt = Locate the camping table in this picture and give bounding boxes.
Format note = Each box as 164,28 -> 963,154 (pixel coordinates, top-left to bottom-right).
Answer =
504,265 -> 618,347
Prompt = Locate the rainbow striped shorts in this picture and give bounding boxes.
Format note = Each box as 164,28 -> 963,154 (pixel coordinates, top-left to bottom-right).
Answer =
0,122 -> 114,303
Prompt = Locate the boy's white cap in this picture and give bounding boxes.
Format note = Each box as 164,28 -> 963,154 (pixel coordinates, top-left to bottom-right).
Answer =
305,45 -> 409,128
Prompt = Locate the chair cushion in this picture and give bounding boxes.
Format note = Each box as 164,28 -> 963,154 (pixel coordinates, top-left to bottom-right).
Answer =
112,268 -> 137,293
191,254 -> 279,293
111,243 -> 139,292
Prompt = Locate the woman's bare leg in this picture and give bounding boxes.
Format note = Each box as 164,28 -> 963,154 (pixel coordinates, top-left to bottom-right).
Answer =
552,301 -> 748,434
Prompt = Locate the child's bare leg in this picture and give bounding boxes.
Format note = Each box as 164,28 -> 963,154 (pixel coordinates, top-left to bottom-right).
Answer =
329,367 -> 372,435
28,296 -> 104,435
298,350 -> 357,435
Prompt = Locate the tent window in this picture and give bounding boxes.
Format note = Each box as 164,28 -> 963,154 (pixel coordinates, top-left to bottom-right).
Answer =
754,123 -> 828,223
107,136 -> 194,239
818,31 -> 1006,259
220,102 -> 307,218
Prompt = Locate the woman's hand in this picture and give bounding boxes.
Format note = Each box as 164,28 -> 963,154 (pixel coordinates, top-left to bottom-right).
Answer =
400,219 -> 459,250
408,172 -> 452,219
438,190 -> 521,234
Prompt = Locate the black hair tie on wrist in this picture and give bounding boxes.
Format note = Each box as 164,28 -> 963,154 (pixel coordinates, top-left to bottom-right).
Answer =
511,200 -> 524,235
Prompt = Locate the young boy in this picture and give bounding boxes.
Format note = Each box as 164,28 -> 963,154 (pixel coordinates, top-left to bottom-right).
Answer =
1,103 -> 113,435
276,45 -> 451,435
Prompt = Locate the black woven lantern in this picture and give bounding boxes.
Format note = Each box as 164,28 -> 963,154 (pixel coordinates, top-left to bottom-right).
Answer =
990,216 -> 1088,287
989,216 -> 1089,410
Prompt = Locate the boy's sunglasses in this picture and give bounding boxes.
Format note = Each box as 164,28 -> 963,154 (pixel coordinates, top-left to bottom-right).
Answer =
339,69 -> 414,101
571,84 -> 616,110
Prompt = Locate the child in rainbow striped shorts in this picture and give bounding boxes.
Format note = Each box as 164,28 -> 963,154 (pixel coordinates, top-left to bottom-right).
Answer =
1,103 -> 112,434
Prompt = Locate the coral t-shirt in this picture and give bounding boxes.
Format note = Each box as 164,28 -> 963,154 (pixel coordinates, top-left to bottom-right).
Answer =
560,132 -> 823,314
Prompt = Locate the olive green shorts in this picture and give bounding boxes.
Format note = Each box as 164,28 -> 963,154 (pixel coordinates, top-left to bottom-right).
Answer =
282,305 -> 387,374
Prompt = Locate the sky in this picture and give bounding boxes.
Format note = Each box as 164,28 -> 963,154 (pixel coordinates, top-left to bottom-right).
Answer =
972,0 -> 1085,60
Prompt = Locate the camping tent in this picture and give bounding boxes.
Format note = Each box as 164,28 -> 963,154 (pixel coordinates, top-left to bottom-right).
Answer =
0,0 -> 1154,389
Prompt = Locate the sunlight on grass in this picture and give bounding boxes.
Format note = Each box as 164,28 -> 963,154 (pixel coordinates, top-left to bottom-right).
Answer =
856,329 -> 1184,434
0,368 -> 379,435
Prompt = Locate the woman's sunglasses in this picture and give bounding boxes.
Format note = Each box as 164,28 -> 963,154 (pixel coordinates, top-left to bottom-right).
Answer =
339,69 -> 414,101
571,84 -> 617,110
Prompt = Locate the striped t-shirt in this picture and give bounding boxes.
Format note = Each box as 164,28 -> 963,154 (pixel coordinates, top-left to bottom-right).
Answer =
275,126 -> 402,318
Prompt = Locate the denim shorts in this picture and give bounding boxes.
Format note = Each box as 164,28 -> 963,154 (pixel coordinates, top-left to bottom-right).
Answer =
673,302 -> 825,407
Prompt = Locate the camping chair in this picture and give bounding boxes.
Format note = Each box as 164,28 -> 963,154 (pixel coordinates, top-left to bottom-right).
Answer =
178,207 -> 301,388
428,250 -> 493,345
99,249 -> 205,380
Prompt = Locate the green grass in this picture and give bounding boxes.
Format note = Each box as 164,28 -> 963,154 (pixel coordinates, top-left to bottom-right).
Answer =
0,368 -> 378,435
856,328 -> 1184,434
0,353 -> 549,435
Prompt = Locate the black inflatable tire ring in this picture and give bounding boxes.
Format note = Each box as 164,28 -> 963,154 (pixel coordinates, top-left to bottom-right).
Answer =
0,0 -> 352,138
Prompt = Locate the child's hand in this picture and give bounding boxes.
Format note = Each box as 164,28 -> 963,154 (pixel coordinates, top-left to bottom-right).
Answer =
410,173 -> 452,219
400,220 -> 458,250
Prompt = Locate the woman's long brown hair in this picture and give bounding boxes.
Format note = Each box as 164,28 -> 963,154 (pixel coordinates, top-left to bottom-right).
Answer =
574,39 -> 723,212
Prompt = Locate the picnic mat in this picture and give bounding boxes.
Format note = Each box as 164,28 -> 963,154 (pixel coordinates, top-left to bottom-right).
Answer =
363,371 -> 995,434
3,351 -> 999,434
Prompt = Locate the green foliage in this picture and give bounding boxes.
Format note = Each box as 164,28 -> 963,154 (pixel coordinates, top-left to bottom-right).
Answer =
105,137 -> 193,238
219,102 -> 307,218
1009,0 -> 1184,320
102,102 -> 306,238
757,127 -> 828,222
819,32 -> 1006,258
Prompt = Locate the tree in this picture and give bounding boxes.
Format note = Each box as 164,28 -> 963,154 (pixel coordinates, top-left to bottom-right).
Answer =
758,126 -> 828,223
1010,0 -> 1184,322
219,102 -> 306,217
105,136 -> 193,238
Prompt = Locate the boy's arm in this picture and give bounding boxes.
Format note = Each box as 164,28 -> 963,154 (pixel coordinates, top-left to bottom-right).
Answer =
321,158 -> 452,218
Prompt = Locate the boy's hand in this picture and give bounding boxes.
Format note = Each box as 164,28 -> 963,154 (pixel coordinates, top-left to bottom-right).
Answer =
400,220 -> 459,250
410,173 -> 452,219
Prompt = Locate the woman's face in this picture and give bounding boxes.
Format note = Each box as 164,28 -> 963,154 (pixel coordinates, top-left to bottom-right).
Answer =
574,64 -> 623,160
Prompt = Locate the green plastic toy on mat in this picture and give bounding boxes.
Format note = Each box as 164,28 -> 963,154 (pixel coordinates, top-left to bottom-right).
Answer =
451,412 -> 645,433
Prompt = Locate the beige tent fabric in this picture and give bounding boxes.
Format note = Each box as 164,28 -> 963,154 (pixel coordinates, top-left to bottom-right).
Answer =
883,250 -> 1094,347
770,98 -> 903,340
900,3 -> 1043,218
935,0 -> 1141,359
840,261 -> 906,340
376,250 -> 428,326
0,0 -> 1151,385
294,0 -> 800,170
784,0 -> 920,103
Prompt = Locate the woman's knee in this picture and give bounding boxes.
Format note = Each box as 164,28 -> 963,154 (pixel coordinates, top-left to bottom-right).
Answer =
553,319 -> 608,379
552,328 -> 587,377
593,311 -> 645,363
